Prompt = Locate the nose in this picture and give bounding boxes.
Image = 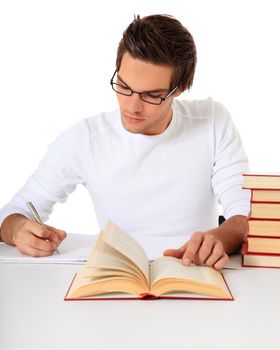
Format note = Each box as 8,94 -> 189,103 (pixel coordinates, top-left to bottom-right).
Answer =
126,91 -> 144,113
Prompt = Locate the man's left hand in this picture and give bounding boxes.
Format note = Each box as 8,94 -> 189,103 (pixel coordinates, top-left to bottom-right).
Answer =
163,231 -> 229,270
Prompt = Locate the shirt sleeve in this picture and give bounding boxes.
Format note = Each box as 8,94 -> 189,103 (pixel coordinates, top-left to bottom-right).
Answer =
0,120 -> 90,226
211,101 -> 251,219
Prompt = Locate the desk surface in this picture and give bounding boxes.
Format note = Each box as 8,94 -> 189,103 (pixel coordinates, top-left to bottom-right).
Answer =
1,254 -> 280,350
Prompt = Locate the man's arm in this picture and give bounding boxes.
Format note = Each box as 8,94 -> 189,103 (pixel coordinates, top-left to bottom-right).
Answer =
164,215 -> 248,269
0,213 -> 66,257
0,121 -> 90,257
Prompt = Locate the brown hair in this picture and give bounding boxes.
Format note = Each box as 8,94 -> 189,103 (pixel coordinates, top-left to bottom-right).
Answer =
116,14 -> 197,92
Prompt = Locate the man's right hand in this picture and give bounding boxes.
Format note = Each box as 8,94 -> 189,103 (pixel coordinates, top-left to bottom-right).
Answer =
0,214 -> 67,257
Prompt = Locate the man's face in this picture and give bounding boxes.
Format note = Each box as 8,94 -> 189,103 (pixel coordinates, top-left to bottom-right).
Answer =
115,52 -> 180,136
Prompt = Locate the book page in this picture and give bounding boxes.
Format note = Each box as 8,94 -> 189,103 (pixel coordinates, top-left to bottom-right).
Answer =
81,265 -> 140,280
66,272 -> 147,299
150,256 -> 228,291
89,234 -> 139,269
86,250 -> 137,273
84,250 -> 148,286
101,221 -> 149,281
93,231 -> 146,277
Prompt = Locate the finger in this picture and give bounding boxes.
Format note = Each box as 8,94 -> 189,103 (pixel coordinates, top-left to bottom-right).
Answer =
204,241 -> 224,267
26,221 -> 61,244
193,235 -> 216,265
163,241 -> 189,259
213,253 -> 229,270
182,232 -> 204,265
16,231 -> 57,257
46,225 -> 67,241
26,230 -> 58,252
163,248 -> 184,259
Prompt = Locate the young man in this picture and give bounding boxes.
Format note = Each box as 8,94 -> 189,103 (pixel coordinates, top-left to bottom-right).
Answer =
0,14 -> 250,269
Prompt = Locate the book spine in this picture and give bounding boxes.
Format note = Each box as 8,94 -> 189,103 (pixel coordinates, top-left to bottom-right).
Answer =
139,293 -> 158,300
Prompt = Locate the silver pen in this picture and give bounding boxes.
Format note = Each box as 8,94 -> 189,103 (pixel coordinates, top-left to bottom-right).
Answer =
26,201 -> 59,254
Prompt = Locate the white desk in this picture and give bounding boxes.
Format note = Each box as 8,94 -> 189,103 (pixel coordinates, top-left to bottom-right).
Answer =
1,251 -> 280,349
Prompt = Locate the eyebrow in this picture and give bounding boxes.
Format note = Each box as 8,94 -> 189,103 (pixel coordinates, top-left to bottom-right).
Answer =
117,74 -> 169,93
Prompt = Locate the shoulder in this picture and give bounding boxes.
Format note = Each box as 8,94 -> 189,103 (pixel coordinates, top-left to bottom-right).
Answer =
52,110 -> 120,148
85,110 -> 121,138
173,97 -> 230,121
49,119 -> 90,154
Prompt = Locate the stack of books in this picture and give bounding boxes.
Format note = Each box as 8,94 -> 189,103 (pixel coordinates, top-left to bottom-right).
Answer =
242,173 -> 280,268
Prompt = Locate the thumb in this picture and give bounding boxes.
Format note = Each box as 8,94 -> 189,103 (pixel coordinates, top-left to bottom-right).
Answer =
163,248 -> 183,259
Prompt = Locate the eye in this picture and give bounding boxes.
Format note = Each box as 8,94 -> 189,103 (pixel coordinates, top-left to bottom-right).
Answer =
118,84 -> 130,90
145,92 -> 162,99
115,84 -> 132,94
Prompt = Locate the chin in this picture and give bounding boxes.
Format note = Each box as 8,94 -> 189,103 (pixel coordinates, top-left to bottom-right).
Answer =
121,117 -> 143,134
122,123 -> 142,134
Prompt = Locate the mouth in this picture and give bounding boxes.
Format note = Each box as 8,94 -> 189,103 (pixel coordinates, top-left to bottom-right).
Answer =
123,114 -> 145,123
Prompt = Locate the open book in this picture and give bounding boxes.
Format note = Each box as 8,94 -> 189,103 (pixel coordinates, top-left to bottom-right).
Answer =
65,221 -> 233,300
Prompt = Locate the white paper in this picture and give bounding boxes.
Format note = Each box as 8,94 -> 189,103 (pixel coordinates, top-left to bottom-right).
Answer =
0,233 -> 97,264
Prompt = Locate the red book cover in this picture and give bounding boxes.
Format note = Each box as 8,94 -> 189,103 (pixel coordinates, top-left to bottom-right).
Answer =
248,217 -> 280,221
247,233 -> 280,239
243,174 -> 280,177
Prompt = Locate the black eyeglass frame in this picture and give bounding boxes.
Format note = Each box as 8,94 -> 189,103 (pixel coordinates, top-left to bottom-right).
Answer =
110,70 -> 178,105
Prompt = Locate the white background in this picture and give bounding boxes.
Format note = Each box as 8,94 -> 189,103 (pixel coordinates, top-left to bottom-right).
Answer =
0,0 -> 279,235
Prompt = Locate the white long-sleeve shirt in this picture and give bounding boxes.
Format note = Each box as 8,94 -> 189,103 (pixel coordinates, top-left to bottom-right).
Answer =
0,98 -> 250,238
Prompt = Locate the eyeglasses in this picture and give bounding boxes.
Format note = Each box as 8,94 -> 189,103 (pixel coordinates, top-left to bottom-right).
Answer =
110,70 -> 178,105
